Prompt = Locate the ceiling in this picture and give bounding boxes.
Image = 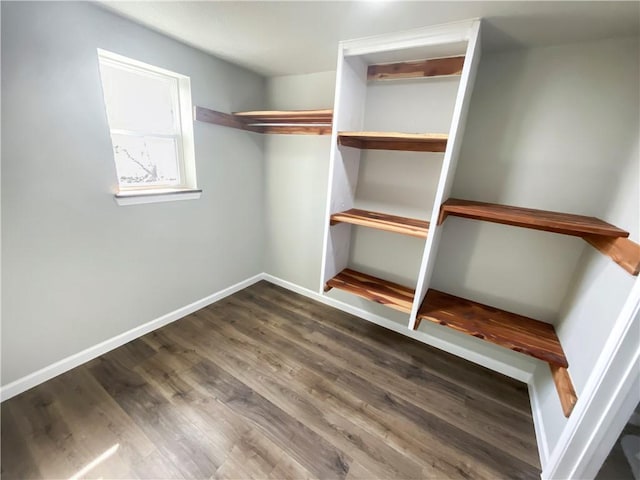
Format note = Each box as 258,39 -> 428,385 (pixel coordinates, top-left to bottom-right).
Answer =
98,1 -> 640,77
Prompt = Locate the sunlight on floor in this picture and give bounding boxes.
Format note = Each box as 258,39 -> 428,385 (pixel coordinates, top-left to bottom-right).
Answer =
69,443 -> 119,480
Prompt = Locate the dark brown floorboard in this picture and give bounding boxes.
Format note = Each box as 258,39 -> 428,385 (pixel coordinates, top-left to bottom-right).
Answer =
1,281 -> 541,479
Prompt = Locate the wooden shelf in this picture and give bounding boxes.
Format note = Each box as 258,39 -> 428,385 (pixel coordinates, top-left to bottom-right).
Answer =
330,208 -> 429,238
550,365 -> 578,418
325,269 -> 414,314
440,198 -> 629,238
584,235 -> 640,276
232,109 -> 333,124
367,56 -> 465,81
416,289 -> 568,368
195,106 -> 332,135
338,131 -> 448,152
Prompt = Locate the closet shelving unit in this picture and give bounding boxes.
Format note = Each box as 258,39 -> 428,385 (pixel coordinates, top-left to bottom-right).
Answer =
320,20 -> 484,354
320,19 -> 606,419
193,20 -> 640,420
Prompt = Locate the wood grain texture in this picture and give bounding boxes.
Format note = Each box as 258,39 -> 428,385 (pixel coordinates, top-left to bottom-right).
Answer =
550,365 -> 578,418
260,125 -> 333,135
583,234 -> 640,276
367,56 -> 466,80
416,289 -> 568,368
439,198 -> 629,237
326,268 -> 415,313
232,109 -> 333,124
193,106 -> 264,133
338,131 -> 448,152
1,281 -> 541,479
330,208 -> 429,238
195,106 -> 332,135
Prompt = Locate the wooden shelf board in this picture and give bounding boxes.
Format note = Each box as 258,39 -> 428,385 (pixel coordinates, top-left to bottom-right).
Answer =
194,106 -> 263,133
583,235 -> 640,276
260,125 -> 332,135
325,269 -> 415,314
416,289 -> 568,368
367,56 -> 465,81
232,109 -> 333,124
440,198 -> 629,238
195,106 -> 333,135
330,208 -> 429,238
338,131 -> 448,152
550,365 -> 578,418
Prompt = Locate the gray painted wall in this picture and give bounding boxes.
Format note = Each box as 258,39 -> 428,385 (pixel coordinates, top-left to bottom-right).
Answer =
432,37 -> 639,323
1,1 -> 266,385
263,72 -> 335,290
432,37 -> 639,457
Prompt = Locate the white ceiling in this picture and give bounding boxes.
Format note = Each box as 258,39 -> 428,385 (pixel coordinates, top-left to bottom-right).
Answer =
98,1 -> 640,77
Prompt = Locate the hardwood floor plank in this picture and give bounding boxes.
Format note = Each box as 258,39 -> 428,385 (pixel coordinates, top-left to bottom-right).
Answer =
214,429 -> 286,480
2,281 -> 541,479
132,348 -> 251,469
205,290 -> 539,478
0,403 -> 43,479
172,309 -> 425,480
188,358 -> 353,480
254,281 -> 532,415
88,355 -> 219,478
227,287 -> 539,466
43,368 -> 155,478
2,386 -> 89,479
268,453 -> 318,480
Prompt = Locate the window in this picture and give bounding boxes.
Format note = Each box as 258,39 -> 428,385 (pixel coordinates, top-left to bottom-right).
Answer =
97,49 -> 199,205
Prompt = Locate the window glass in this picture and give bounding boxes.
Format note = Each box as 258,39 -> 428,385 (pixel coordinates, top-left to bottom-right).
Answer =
98,50 -> 196,194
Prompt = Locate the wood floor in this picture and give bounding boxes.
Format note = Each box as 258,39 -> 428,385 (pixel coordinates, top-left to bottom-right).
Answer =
1,281 -> 541,479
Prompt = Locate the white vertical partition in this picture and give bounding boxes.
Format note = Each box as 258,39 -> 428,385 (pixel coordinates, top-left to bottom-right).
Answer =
320,20 -> 482,312
409,21 -> 482,327
319,53 -> 368,290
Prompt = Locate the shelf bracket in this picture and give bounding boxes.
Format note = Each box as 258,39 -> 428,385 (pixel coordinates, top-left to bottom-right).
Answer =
583,235 -> 640,276
550,365 -> 578,418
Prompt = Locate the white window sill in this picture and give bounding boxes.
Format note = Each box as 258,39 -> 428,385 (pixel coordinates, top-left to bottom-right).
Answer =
114,188 -> 202,206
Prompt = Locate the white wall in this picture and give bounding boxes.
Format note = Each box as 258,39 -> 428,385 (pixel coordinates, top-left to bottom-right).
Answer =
1,2 -> 266,385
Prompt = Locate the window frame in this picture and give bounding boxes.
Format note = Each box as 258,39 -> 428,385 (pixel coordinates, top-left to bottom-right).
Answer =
97,49 -> 199,205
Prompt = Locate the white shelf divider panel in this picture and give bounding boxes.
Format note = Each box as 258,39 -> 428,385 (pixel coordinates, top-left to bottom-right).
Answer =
319,54 -> 368,289
409,20 -> 483,328
321,20 -> 483,328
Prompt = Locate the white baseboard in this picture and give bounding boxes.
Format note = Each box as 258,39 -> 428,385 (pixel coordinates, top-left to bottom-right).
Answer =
0,273 -> 264,402
529,380 -> 551,471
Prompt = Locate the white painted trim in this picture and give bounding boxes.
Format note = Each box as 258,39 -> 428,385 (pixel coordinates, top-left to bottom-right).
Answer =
263,273 -> 536,383
341,19 -> 477,57
98,48 -> 198,194
529,376 -> 551,470
542,276 -> 640,479
114,189 -> 202,206
410,19 -> 482,327
0,273 -> 263,402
